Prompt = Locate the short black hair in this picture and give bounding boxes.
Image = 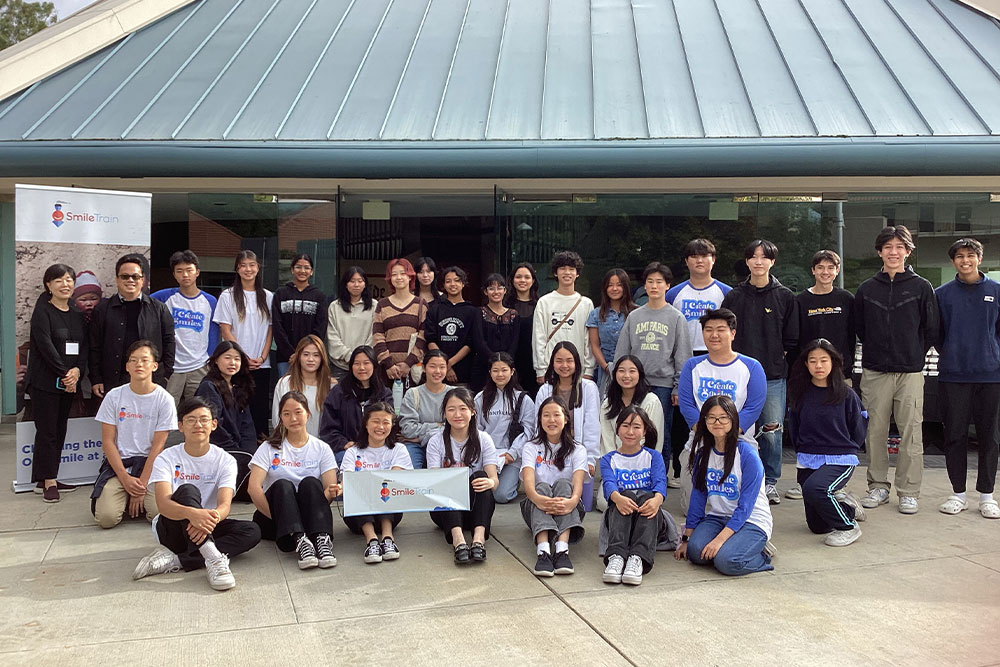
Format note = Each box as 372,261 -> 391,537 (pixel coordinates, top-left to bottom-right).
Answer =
700,308 -> 737,331
683,238 -> 717,259
642,262 -> 673,284
874,225 -> 915,252
115,253 -> 146,276
442,265 -> 468,285
550,251 -> 584,276
178,396 -> 218,421
948,237 -> 984,260
126,339 -> 160,361
169,250 -> 199,270
811,249 -> 841,269
745,240 -> 778,261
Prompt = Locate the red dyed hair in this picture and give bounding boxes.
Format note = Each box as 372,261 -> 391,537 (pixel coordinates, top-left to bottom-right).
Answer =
385,258 -> 416,294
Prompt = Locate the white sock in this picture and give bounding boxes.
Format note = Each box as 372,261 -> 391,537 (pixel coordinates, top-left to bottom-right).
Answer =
198,540 -> 222,562
536,542 -> 551,555
954,491 -> 967,502
980,492 -> 994,503
554,540 -> 569,554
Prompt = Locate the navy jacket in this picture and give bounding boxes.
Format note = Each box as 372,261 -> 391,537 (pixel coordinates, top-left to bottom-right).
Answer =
195,378 -> 257,454
854,266 -> 938,373
935,272 -> 1000,383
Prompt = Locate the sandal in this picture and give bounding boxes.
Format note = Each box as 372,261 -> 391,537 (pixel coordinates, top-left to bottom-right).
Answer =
980,499 -> 1000,519
470,542 -> 487,562
453,543 -> 471,564
938,496 -> 968,515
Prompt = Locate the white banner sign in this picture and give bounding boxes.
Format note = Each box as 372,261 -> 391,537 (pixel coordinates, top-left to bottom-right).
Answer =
342,468 -> 470,516
14,183 -> 151,245
15,418 -> 106,488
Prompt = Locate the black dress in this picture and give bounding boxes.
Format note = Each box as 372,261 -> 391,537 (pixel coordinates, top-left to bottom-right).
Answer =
470,306 -> 519,392
512,300 -> 538,398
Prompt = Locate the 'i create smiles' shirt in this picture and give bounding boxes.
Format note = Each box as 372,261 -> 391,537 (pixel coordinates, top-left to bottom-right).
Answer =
426,431 -> 499,472
678,353 -> 767,437
520,441 -> 588,486
341,444 -> 413,472
250,435 -> 339,493
665,280 -> 731,352
95,384 -> 178,458
686,438 -> 772,539
150,288 -> 219,372
151,444 -> 237,510
599,447 -> 667,500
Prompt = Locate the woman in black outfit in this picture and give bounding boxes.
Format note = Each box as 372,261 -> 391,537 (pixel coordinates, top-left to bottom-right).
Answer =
505,262 -> 539,398
29,264 -> 87,503
319,345 -> 393,466
471,273 -> 520,392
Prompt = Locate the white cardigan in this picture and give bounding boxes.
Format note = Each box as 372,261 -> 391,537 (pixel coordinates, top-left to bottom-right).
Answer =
535,379 -> 602,466
598,392 -> 665,456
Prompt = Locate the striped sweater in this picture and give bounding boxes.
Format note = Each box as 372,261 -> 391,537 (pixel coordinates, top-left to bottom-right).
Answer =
372,296 -> 427,371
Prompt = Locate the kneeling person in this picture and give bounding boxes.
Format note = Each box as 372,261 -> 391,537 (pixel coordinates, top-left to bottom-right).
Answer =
133,397 -> 261,591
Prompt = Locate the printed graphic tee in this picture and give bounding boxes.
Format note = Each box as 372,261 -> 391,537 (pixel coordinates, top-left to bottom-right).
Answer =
250,435 -> 338,493
95,384 -> 178,458
151,288 -> 218,373
425,431 -> 499,472
665,280 -> 731,352
520,441 -> 588,486
151,444 -> 237,510
341,444 -> 414,472
598,446 -> 667,500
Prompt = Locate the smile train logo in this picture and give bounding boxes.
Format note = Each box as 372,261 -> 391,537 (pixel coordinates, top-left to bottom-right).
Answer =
380,481 -> 391,503
52,203 -> 65,228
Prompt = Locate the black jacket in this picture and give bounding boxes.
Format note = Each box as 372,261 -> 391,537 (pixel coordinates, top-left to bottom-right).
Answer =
271,283 -> 328,363
28,300 -> 88,394
88,293 -> 174,389
318,383 -> 393,454
195,378 -> 257,454
721,276 -> 799,380
855,266 -> 939,373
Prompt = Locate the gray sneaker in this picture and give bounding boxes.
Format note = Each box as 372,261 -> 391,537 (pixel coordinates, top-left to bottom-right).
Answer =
835,490 -> 867,522
765,484 -> 781,505
824,524 -> 862,547
785,484 -> 803,500
861,488 -> 890,509
898,496 -> 919,514
133,546 -> 181,580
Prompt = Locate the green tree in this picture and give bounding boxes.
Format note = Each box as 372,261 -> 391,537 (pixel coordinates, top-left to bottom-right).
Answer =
0,1 -> 56,51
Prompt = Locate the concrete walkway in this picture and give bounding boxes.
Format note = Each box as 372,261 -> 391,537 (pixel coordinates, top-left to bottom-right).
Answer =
2,429 -> 998,666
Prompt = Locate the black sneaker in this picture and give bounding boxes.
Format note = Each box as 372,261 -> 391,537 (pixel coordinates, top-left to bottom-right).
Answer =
533,551 -> 554,577
553,550 -> 574,575
295,535 -> 318,570
314,534 -> 337,568
380,536 -> 400,560
34,481 -> 76,494
363,539 -> 383,564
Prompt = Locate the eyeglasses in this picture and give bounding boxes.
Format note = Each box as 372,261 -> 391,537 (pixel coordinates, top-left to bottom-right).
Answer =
118,274 -> 143,282
486,285 -> 506,292
182,416 -> 214,426
127,357 -> 154,365
705,416 -> 732,425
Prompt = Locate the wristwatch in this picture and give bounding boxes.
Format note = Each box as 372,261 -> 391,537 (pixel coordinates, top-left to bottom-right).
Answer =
681,534 -> 690,542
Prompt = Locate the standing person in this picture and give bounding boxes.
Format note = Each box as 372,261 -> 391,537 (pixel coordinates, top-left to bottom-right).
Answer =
855,225 -> 938,514
398,350 -> 455,468
28,264 -> 86,502
152,250 -> 218,406
271,335 -> 333,438
415,257 -> 442,305
520,397 -> 588,577
326,266 -> 374,381
935,238 -> 1000,519
721,240 -> 798,505
372,258 -> 426,389
213,250 -> 273,438
474,352 -> 536,503
249,391 -> 340,570
92,341 -> 177,528
532,251 -> 595,384
786,250 -> 856,500
600,405 -> 667,586
319,346 -> 393,466
271,253 -> 327,376
587,269 -> 636,395
535,342 -> 602,476
132,397 -> 261,591
675,396 -> 774,576
613,262 -> 692,459
425,266 -> 477,386
471,273 -> 520,393
787,340 -> 867,546
426,388 -> 500,564
506,262 -> 540,397
89,253 -> 175,397
340,402 -> 412,563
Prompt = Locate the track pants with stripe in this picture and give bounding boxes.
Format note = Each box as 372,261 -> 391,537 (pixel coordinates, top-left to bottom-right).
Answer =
797,465 -> 857,533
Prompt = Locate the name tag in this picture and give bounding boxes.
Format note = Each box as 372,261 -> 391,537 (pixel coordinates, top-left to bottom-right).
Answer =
986,296 -> 995,303
65,342 -> 79,355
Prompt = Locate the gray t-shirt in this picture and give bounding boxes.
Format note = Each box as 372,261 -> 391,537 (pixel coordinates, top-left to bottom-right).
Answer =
613,303 -> 692,389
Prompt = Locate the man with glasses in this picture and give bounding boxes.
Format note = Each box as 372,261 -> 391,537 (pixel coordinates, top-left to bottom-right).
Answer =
89,253 -> 175,397
91,340 -> 177,528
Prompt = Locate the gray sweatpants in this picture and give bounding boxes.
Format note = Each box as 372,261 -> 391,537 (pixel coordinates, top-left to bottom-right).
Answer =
520,479 -> 586,544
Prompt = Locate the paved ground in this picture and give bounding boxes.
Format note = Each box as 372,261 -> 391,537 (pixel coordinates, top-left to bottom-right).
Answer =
2,424 -> 998,667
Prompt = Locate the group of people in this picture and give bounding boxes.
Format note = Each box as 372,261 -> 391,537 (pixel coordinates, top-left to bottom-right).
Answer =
25,224 -> 1000,591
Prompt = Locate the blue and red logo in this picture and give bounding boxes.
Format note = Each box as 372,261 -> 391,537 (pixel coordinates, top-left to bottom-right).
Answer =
52,204 -> 64,228
271,452 -> 281,470
354,456 -> 363,472
380,481 -> 390,503
173,464 -> 181,479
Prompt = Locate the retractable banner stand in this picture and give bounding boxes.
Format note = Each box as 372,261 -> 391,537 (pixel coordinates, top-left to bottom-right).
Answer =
12,184 -> 151,492
342,468 -> 471,516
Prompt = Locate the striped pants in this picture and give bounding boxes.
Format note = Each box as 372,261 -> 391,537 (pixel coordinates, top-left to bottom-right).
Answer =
797,464 -> 857,533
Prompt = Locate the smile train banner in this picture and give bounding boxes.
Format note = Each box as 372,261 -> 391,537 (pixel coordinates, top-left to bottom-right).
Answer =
342,468 -> 471,517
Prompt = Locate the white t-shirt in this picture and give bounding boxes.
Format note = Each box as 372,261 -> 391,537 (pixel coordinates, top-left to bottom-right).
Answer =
426,431 -> 499,473
249,435 -> 338,493
151,288 -> 217,372
150,444 -> 237,510
213,288 -> 274,368
520,440 -> 588,486
341,444 -> 413,473
95,384 -> 178,458
271,376 -> 322,437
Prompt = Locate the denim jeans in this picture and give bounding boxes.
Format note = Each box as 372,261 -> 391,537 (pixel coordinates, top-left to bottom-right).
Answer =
650,385 -> 676,464
755,378 -> 786,485
494,459 -> 521,503
686,514 -> 773,576
404,443 -> 426,469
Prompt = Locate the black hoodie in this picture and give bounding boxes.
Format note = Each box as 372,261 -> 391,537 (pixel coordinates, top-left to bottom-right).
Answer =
854,266 -> 939,373
271,283 -> 328,363
720,275 -> 799,380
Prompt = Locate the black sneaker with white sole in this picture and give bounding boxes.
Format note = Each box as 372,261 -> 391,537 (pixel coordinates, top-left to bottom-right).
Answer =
296,535 -> 318,570
533,552 -> 554,577
363,539 -> 383,564
552,550 -> 574,575
314,533 -> 337,568
380,536 -> 400,560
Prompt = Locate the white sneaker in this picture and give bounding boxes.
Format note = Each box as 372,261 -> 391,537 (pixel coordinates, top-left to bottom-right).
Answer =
133,546 -> 181,580
603,554 -> 624,584
765,484 -> 781,505
785,484 -> 803,500
667,477 -> 682,489
824,524 -> 862,547
861,488 -> 890,509
205,554 -> 235,591
621,554 -> 643,586
898,496 -> 919,515
763,540 -> 777,559
835,490 -> 867,522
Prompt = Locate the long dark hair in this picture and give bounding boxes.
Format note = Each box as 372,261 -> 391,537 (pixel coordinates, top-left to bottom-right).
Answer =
544,341 -> 583,409
532,396 -> 576,470
598,268 -> 636,321
38,263 -> 76,307
440,388 -> 482,468
356,401 -> 399,449
479,352 -> 521,425
286,334 -> 331,412
415,257 -> 441,301
605,355 -> 652,421
615,404 -> 659,451
205,340 -> 255,410
503,261 -> 539,308
420,349 -> 450,386
338,265 -> 373,313
688,396 -> 740,494
788,338 -> 848,409
231,250 -> 270,322
341,345 -> 385,400
267,391 -> 311,448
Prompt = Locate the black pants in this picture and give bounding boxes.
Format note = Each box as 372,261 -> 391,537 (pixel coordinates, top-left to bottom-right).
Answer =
670,405 -> 688,477
253,477 -> 333,552
429,471 -> 496,543
30,387 -> 74,482
155,484 -> 261,571
225,450 -> 253,502
604,490 -> 659,570
342,512 -> 403,535
940,381 -> 1000,494
797,465 -> 856,533
249,368 -> 272,437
